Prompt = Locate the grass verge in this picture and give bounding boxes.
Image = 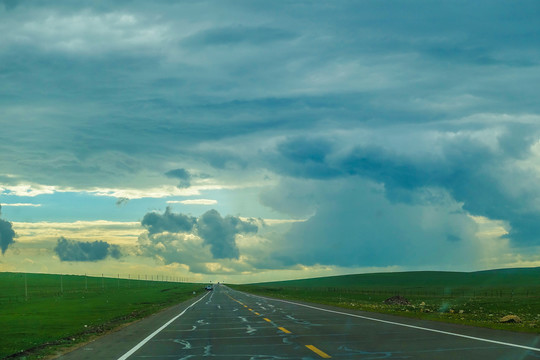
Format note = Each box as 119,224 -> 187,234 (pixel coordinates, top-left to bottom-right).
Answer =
0,272 -> 202,359
230,268 -> 540,334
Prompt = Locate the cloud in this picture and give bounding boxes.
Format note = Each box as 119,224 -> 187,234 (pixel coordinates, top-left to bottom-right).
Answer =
54,236 -> 122,262
165,168 -> 192,188
0,203 -> 41,207
197,209 -> 257,259
136,231 -> 255,275
138,208 -> 258,266
0,205 -> 16,254
164,169 -> 214,189
261,121 -> 540,247
262,178 -> 484,268
0,0 -> 19,11
115,197 -> 129,206
184,25 -> 297,47
141,206 -> 196,235
167,199 -> 218,205
3,1 -> 540,275
0,184 -> 57,197
0,8 -> 168,55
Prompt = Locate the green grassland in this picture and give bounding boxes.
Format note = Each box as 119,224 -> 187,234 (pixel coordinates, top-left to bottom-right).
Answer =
231,267 -> 540,333
0,272 -> 203,359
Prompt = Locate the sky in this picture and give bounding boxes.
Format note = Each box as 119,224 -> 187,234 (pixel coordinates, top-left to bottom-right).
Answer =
1,0 -> 540,283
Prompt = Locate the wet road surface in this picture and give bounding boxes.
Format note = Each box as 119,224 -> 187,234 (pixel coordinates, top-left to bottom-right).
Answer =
57,284 -> 540,359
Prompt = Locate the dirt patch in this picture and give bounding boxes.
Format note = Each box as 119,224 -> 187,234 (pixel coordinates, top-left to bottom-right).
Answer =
383,295 -> 411,305
500,315 -> 522,323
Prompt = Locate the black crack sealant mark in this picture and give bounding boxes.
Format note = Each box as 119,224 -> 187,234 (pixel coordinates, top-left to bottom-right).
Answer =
338,345 -> 409,359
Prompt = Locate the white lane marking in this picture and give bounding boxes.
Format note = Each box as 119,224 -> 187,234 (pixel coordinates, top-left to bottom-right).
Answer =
116,292 -> 209,360
248,294 -> 540,353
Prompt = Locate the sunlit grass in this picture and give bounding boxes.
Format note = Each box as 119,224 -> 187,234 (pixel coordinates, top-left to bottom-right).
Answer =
231,268 -> 540,333
0,272 -> 202,359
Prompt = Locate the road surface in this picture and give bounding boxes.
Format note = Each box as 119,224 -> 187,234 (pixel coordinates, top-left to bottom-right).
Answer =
57,284 -> 540,359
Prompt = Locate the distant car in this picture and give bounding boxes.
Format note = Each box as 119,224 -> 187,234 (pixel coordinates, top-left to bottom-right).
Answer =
205,285 -> 213,291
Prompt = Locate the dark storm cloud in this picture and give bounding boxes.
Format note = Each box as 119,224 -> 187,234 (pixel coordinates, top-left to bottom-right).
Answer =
0,0 -> 19,11
54,237 -> 122,262
264,178 -> 480,268
141,206 -> 196,235
0,205 -> 16,254
339,132 -> 540,245
197,209 -> 257,259
2,0 -> 540,270
263,121 -> 540,246
164,168 -> 214,188
273,136 -> 341,179
165,168 -> 192,188
2,0 -> 540,191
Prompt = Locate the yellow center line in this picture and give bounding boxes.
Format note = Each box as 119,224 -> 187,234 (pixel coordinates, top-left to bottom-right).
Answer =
306,345 -> 331,358
248,308 -> 253,311
254,312 -> 260,315
278,326 -> 291,334
263,318 -> 272,323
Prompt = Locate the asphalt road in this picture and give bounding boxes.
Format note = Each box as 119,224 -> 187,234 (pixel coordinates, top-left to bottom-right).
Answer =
57,284 -> 540,359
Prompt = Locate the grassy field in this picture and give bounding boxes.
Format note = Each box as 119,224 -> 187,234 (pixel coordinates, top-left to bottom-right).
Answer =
231,267 -> 540,333
0,272 -> 203,359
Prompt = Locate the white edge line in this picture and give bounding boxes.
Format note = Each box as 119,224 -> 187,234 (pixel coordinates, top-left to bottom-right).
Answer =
117,292 -> 210,360
243,291 -> 540,353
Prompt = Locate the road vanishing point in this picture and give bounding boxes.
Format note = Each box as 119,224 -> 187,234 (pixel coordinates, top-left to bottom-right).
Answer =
57,284 -> 540,359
